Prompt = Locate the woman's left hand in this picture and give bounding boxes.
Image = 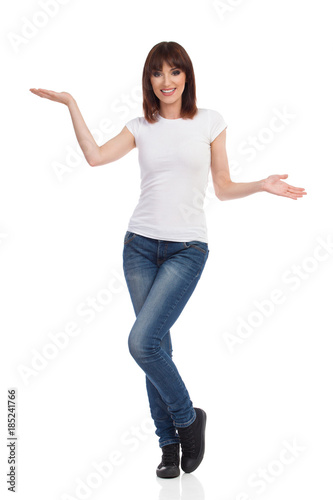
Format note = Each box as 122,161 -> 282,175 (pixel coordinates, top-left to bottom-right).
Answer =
262,174 -> 307,200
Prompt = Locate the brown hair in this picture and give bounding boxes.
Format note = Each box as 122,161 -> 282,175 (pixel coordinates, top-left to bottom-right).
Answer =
142,41 -> 197,123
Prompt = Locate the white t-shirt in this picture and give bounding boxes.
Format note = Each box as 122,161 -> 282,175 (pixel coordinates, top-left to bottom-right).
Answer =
125,108 -> 227,243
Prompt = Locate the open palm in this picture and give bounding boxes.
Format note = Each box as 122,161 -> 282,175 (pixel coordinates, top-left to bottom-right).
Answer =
29,88 -> 73,106
263,174 -> 307,200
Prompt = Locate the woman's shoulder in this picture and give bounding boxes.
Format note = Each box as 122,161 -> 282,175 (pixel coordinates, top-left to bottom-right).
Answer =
126,115 -> 144,125
197,107 -> 223,118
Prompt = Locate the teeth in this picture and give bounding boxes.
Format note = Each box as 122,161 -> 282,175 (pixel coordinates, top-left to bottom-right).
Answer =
161,88 -> 175,93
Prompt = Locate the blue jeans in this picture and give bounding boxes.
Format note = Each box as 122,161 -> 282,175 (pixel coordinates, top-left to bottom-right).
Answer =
122,231 -> 209,448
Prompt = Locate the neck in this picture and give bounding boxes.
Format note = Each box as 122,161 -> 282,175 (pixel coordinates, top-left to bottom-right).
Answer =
158,100 -> 182,120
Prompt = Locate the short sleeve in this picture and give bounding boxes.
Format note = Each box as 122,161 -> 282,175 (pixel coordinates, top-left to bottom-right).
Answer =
209,109 -> 227,143
125,117 -> 141,144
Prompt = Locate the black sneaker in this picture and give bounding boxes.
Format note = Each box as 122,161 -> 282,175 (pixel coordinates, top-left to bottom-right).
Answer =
156,443 -> 180,478
176,408 -> 207,473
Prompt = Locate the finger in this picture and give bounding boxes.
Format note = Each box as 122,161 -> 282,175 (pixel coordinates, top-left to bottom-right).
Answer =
285,182 -> 305,192
288,189 -> 307,195
286,191 -> 306,198
38,89 -> 54,95
285,188 -> 305,198
285,184 -> 306,191
30,89 -> 49,98
30,88 -> 52,96
35,89 -> 56,97
36,90 -> 57,100
282,191 -> 298,199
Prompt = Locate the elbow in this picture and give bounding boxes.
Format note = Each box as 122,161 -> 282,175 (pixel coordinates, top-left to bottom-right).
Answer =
215,186 -> 223,200
87,148 -> 102,167
88,157 -> 99,167
217,193 -> 226,201
216,180 -> 232,201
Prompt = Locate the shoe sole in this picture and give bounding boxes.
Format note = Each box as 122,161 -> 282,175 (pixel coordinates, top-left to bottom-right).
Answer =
156,466 -> 180,478
182,408 -> 207,473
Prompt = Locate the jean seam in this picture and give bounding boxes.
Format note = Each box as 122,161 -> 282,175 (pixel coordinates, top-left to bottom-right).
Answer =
182,242 -> 208,254
141,279 -> 198,423
196,250 -> 209,277
159,438 -> 180,448
191,245 -> 207,254
124,234 -> 137,245
174,410 -> 196,428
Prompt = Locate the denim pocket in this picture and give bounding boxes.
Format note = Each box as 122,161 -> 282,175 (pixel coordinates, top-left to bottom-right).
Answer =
182,240 -> 208,254
124,231 -> 137,245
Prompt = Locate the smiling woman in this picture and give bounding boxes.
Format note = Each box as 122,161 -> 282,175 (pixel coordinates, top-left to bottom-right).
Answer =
142,41 -> 197,122
29,38 -> 306,482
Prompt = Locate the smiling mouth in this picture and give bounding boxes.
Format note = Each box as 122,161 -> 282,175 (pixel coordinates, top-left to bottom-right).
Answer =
161,88 -> 176,94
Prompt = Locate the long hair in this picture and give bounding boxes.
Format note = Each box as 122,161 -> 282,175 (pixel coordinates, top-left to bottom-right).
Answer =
142,41 -> 197,123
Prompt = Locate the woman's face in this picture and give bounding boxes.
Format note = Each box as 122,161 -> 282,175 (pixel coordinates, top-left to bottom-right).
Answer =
150,61 -> 186,104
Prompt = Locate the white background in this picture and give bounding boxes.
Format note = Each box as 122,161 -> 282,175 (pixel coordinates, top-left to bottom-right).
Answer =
1,0 -> 332,499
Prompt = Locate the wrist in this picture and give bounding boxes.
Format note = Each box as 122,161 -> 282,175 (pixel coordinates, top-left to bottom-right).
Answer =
260,178 -> 267,192
67,96 -> 76,108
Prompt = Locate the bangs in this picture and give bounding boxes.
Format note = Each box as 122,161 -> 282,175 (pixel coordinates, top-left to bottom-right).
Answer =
148,46 -> 186,73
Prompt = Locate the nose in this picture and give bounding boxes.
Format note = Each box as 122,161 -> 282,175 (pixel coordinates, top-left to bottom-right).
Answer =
162,75 -> 172,87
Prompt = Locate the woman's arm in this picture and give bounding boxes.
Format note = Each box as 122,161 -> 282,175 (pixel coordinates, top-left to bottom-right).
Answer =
67,97 -> 101,166
210,129 -> 307,201
29,88 -> 135,166
67,99 -> 136,166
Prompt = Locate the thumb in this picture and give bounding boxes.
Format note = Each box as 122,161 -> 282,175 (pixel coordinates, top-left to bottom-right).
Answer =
280,174 -> 288,178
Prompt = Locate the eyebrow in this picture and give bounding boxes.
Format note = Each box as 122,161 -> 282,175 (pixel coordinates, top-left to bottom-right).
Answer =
152,67 -> 179,72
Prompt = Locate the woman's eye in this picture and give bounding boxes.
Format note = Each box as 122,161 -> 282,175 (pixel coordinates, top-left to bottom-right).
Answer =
152,70 -> 181,77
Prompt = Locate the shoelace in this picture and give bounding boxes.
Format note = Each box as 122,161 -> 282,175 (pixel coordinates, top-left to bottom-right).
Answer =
161,445 -> 179,466
179,428 -> 196,456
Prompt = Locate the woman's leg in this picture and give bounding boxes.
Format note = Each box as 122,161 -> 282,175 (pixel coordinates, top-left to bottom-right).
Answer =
145,335 -> 180,447
122,232 -> 178,447
123,232 -> 209,446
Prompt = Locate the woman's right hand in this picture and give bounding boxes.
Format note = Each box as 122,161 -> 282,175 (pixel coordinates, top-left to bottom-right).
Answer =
29,88 -> 74,106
